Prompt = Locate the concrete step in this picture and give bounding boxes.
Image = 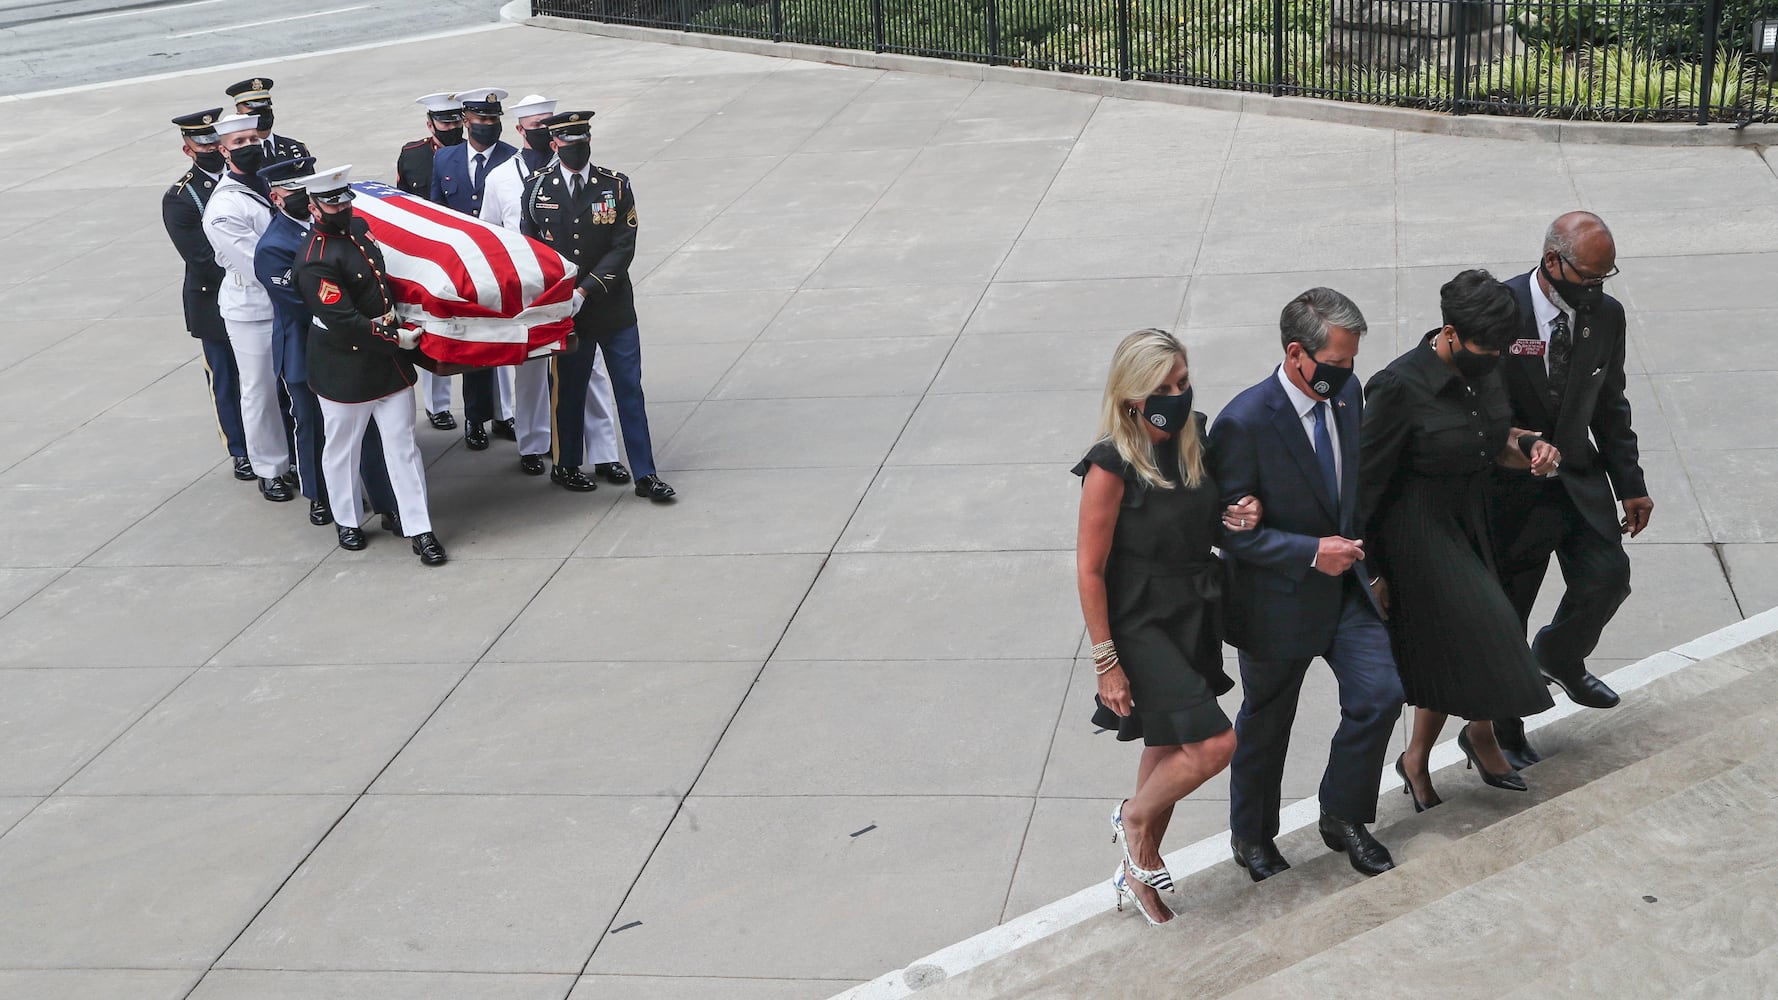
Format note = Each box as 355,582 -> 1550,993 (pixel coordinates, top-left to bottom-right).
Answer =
913,638 -> 1776,1000
1222,730 -> 1778,998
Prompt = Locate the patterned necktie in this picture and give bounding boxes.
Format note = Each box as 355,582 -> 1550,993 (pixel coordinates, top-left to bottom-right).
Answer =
471,153 -> 487,194
1312,401 -> 1339,513
1547,312 -> 1572,412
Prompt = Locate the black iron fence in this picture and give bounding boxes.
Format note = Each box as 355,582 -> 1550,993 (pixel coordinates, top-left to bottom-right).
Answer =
534,0 -> 1778,123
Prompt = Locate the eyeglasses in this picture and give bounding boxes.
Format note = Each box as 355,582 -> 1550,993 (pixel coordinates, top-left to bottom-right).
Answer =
1556,252 -> 1619,285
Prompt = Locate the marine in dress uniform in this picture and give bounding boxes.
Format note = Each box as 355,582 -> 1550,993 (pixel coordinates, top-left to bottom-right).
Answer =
226,77 -> 311,163
161,108 -> 252,481
202,113 -> 295,501
254,157 -> 401,528
521,111 -> 675,500
429,87 -> 515,453
399,92 -> 468,431
293,166 -> 446,566
479,94 -> 627,484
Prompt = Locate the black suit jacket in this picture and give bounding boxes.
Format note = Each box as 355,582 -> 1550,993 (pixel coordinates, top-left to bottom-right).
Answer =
1496,270 -> 1646,538
295,218 -> 416,404
160,167 -> 227,341
520,163 -> 639,337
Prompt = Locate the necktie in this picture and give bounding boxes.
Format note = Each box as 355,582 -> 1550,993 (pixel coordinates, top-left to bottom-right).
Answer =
570,172 -> 584,202
1547,312 -> 1572,413
262,138 -> 273,158
1312,401 -> 1339,513
471,153 -> 487,193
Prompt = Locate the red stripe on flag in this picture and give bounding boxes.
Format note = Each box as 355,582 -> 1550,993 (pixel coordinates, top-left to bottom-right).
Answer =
374,193 -> 524,315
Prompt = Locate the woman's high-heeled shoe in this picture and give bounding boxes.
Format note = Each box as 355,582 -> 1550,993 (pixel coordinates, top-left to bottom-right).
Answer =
1395,753 -> 1441,812
1111,800 -> 1174,892
1113,862 -> 1171,926
1458,726 -> 1528,792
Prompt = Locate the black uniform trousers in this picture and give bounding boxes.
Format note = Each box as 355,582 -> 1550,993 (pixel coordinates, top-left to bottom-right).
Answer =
462,368 -> 497,429
548,337 -> 599,469
1488,471 -> 1632,686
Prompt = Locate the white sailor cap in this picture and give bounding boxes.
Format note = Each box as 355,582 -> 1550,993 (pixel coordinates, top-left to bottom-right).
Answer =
508,93 -> 557,119
453,88 -> 508,114
300,164 -> 355,204
415,92 -> 464,115
212,113 -> 262,137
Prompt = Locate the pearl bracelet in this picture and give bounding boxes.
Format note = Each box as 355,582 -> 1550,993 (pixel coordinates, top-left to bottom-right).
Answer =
1093,658 -> 1119,675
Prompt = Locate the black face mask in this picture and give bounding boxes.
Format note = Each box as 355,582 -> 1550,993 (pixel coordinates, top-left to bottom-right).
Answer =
1448,332 -> 1501,379
253,107 -> 274,132
467,121 -> 502,147
432,122 -> 465,146
556,141 -> 591,171
1141,388 -> 1194,436
226,143 -> 265,178
523,128 -> 554,154
316,205 -> 354,234
1540,258 -> 1606,314
193,148 -> 226,173
280,190 -> 312,221
1297,349 -> 1355,400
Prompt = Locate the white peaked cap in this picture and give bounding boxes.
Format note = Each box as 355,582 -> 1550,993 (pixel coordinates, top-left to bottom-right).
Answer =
300,164 -> 354,193
508,94 -> 557,119
212,113 -> 262,136
415,92 -> 464,112
452,87 -> 509,104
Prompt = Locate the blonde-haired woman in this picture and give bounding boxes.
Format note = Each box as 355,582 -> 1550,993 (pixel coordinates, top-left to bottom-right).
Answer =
1075,328 -> 1260,925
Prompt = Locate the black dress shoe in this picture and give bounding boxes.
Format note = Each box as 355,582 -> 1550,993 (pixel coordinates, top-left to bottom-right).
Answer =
259,476 -> 294,502
411,532 -> 447,566
518,454 -> 546,476
427,410 -> 457,430
1318,812 -> 1394,876
309,500 -> 333,526
634,474 -> 676,501
463,424 -> 490,450
1231,836 -> 1291,882
279,469 -> 300,487
1457,726 -> 1528,791
1494,717 -> 1543,770
491,417 -> 517,441
336,525 -> 367,550
1544,668 -> 1621,709
380,512 -> 402,536
232,457 -> 255,481
593,461 -> 631,484
550,465 -> 597,492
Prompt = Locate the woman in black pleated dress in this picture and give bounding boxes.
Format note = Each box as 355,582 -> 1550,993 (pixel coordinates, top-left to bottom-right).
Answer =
1075,328 -> 1261,925
1361,270 -> 1560,810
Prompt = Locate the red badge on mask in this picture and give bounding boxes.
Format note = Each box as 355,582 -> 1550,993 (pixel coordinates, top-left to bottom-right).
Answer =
318,279 -> 341,305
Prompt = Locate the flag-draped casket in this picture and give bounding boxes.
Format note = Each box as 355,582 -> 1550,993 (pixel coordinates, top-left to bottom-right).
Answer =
349,180 -> 576,370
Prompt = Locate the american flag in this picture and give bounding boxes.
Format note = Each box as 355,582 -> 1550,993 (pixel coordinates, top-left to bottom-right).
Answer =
350,180 -> 577,367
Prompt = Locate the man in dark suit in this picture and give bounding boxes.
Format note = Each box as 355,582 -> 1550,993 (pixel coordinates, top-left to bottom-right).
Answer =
1490,212 -> 1652,769
161,108 -> 252,481
225,77 -> 311,162
398,92 -> 467,432
429,87 -> 516,453
1208,287 -> 1403,881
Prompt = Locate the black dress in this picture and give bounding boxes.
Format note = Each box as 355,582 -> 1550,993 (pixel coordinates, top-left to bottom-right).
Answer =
1073,429 -> 1234,746
1360,334 -> 1556,720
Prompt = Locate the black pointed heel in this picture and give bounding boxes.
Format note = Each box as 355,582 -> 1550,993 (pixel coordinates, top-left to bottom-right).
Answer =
1395,754 -> 1440,812
1458,726 -> 1528,792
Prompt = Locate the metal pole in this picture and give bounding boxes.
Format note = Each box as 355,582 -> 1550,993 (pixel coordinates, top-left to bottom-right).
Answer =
873,0 -> 886,51
1117,0 -> 1133,80
1451,0 -> 1471,114
1697,0 -> 1722,124
986,0 -> 1002,65
770,0 -> 785,41
1271,0 -> 1285,95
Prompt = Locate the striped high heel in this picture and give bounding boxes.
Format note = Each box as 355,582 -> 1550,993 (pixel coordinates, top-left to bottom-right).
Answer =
1111,799 -> 1174,892
1113,862 -> 1171,926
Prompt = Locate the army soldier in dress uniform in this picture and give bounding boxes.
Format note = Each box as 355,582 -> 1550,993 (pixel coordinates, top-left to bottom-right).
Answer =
162,108 -> 252,482
293,166 -> 447,566
399,92 -> 468,432
521,111 -> 675,500
226,77 -> 311,162
431,87 -> 516,453
203,113 -> 295,502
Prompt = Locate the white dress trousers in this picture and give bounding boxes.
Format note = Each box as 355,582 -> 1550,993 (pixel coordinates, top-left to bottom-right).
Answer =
318,387 -> 433,536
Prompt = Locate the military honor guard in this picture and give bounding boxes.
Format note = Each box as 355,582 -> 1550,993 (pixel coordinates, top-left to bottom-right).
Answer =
520,110 -> 674,500
479,93 -> 627,483
226,77 -> 311,162
162,108 -> 253,482
293,166 -> 447,566
429,87 -> 516,453
202,113 -> 295,501
400,92 -> 469,431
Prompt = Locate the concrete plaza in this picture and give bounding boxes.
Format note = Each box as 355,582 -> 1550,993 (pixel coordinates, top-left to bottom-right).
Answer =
0,15 -> 1775,999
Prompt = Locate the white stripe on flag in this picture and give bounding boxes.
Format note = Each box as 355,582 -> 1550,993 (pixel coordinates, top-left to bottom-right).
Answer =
355,196 -> 508,312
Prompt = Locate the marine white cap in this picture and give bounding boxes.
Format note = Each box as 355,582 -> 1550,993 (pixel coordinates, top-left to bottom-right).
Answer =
415,92 -> 464,113
301,164 -> 355,204
212,113 -> 262,137
508,93 -> 556,119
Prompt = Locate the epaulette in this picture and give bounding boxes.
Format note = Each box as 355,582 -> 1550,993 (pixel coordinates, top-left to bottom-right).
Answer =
594,165 -> 628,184
401,137 -> 432,152
167,168 -> 196,196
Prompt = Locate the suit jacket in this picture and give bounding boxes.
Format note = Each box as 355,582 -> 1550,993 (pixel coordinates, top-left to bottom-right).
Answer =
161,166 -> 227,341
395,136 -> 438,197
519,162 -> 639,336
1207,369 -> 1380,659
253,211 -> 314,383
295,217 -> 415,404
429,140 -> 516,216
1496,270 -> 1646,538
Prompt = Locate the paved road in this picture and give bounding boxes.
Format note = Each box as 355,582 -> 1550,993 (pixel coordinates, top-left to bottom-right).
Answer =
0,0 -> 502,96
